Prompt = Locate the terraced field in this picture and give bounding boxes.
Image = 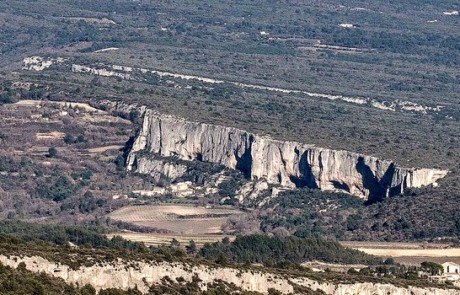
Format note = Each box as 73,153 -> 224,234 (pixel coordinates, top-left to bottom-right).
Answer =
109,205 -> 244,235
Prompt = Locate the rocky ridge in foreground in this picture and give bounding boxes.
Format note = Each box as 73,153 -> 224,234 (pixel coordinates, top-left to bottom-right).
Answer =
1,255 -> 458,295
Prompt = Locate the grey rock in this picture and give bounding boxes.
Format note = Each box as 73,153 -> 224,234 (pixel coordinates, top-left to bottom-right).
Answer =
127,109 -> 448,200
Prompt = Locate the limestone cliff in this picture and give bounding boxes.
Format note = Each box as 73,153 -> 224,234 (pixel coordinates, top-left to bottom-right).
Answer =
134,156 -> 187,181
1,255 -> 458,295
126,109 -> 448,200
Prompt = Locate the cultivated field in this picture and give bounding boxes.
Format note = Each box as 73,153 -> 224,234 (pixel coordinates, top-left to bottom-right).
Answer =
109,204 -> 244,235
342,241 -> 460,265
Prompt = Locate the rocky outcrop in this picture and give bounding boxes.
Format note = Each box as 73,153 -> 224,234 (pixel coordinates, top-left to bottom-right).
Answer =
1,255 -> 458,295
134,156 -> 187,181
126,109 -> 448,200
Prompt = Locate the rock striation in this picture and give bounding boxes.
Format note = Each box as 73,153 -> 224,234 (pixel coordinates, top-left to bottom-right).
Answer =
134,156 -> 187,181
1,255 -> 459,295
126,109 -> 448,200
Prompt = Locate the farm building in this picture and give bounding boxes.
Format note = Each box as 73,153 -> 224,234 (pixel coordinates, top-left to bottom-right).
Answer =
443,262 -> 460,274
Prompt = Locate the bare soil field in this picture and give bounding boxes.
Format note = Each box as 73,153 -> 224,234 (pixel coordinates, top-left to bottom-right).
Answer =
341,241 -> 451,249
342,241 -> 460,265
109,205 -> 244,235
87,145 -> 123,153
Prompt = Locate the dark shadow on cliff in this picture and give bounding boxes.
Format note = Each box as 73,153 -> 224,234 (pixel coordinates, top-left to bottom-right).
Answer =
331,181 -> 350,192
290,149 -> 319,189
121,135 -> 136,164
389,183 -> 403,198
235,135 -> 254,179
357,157 -> 396,204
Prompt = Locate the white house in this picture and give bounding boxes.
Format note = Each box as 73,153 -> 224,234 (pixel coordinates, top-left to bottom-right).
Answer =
442,262 -> 460,274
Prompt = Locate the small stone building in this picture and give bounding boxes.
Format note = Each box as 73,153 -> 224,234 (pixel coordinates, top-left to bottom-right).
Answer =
442,262 -> 460,274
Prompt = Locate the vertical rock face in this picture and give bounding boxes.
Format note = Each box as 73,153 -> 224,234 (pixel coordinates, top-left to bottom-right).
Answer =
127,109 -> 448,200
134,157 -> 187,181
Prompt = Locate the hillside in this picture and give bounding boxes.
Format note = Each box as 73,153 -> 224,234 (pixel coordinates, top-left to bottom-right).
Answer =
0,1 -> 459,291
0,223 -> 458,294
0,0 -> 459,168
